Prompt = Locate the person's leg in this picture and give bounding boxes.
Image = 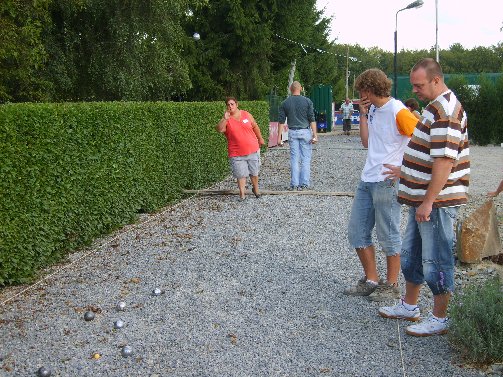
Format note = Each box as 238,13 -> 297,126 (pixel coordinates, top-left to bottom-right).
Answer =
299,129 -> 312,187
364,180 -> 402,301
373,180 -> 402,285
288,130 -> 300,188
237,177 -> 247,199
403,281 -> 421,305
406,207 -> 457,336
250,175 -> 260,197
400,207 -> 424,304
356,245 -> 379,283
385,255 -> 401,284
247,152 -> 261,197
345,181 -> 378,296
231,157 -> 248,200
432,293 -> 450,318
378,207 -> 422,319
344,119 -> 351,134
420,206 -> 458,316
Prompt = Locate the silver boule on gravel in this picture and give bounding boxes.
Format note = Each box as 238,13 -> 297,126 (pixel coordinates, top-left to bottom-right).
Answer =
121,345 -> 133,357
116,301 -> 126,311
37,366 -> 52,377
114,319 -> 125,329
152,288 -> 162,296
83,311 -> 95,321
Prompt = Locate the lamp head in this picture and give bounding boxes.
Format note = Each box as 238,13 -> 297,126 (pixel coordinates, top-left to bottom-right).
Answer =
406,0 -> 424,9
193,32 -> 200,41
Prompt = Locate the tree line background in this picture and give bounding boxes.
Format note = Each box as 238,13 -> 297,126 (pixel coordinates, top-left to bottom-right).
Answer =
1,0 -> 502,104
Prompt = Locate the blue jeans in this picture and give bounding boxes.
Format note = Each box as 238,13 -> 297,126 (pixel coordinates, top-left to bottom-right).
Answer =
401,206 -> 459,295
288,128 -> 312,187
348,180 -> 402,256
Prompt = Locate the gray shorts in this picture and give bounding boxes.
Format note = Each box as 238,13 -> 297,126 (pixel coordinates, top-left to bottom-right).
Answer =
230,151 -> 261,178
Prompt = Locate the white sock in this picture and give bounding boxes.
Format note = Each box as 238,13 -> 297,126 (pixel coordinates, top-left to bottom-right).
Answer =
366,279 -> 378,286
401,299 -> 417,310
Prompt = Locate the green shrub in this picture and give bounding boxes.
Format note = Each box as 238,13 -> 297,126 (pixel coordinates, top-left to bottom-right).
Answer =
449,277 -> 503,365
447,74 -> 503,146
0,101 -> 269,285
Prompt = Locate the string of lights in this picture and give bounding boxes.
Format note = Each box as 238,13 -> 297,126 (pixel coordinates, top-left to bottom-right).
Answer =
273,33 -> 360,62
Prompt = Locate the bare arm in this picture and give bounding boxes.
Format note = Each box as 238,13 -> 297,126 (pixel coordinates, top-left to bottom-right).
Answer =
310,121 -> 318,143
358,98 -> 370,148
488,179 -> 503,197
415,157 -> 454,222
249,114 -> 265,146
216,111 -> 230,133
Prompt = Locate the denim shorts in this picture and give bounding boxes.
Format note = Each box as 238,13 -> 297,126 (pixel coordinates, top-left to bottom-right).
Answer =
230,151 -> 260,178
348,180 -> 402,256
400,206 -> 459,295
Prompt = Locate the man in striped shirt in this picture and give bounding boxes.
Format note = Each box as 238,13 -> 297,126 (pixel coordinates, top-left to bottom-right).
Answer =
379,58 -> 470,337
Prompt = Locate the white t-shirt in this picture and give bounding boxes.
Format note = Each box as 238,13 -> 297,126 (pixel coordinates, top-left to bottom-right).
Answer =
361,98 -> 418,182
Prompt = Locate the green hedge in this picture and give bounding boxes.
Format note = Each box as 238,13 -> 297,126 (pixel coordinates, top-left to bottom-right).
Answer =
0,101 -> 269,285
446,74 -> 503,145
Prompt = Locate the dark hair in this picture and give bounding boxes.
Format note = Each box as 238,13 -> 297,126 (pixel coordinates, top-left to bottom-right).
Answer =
411,58 -> 443,80
354,69 -> 392,97
405,98 -> 419,111
225,96 -> 238,105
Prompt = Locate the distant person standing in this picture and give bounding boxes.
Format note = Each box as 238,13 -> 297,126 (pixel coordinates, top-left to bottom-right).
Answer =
379,58 -> 470,337
344,69 -> 418,301
277,81 -> 318,191
216,97 -> 265,201
341,98 -> 354,135
405,98 -> 421,119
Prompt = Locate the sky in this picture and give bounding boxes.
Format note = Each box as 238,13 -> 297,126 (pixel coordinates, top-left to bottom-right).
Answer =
316,0 -> 502,52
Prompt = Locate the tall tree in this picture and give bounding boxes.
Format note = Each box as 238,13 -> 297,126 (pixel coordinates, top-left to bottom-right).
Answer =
184,0 -> 336,101
44,0 -> 206,101
0,0 -> 52,102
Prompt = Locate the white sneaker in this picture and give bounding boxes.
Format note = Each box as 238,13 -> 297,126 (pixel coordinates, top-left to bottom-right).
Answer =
405,313 -> 449,337
378,299 -> 420,322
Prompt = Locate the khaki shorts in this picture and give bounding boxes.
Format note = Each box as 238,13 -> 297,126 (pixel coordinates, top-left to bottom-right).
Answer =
230,151 -> 261,178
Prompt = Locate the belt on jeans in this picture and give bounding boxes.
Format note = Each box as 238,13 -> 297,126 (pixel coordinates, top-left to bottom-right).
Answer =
289,127 -> 309,130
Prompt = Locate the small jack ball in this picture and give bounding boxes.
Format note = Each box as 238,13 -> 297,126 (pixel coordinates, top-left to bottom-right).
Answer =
84,311 -> 95,321
37,366 -> 52,377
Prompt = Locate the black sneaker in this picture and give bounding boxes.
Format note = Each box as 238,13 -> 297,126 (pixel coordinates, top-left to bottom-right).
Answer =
288,186 -> 297,191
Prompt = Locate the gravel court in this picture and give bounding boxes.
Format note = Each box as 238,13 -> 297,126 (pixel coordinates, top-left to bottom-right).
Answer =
1,133 -> 500,376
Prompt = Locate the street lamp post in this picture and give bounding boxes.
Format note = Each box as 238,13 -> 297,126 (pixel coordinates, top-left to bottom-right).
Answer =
393,0 -> 424,98
435,0 -> 439,62
345,46 -> 349,99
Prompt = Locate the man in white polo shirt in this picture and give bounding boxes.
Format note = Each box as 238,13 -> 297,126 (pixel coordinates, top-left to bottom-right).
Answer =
344,69 -> 418,302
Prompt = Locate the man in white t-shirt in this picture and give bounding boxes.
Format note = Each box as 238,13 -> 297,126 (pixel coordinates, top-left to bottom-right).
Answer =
343,69 -> 418,302
340,98 -> 354,135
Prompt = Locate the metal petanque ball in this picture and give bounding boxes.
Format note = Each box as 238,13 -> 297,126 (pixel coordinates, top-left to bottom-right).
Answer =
152,288 -> 162,296
37,366 -> 52,377
121,345 -> 133,357
114,319 -> 125,329
116,301 -> 126,311
83,311 -> 95,321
